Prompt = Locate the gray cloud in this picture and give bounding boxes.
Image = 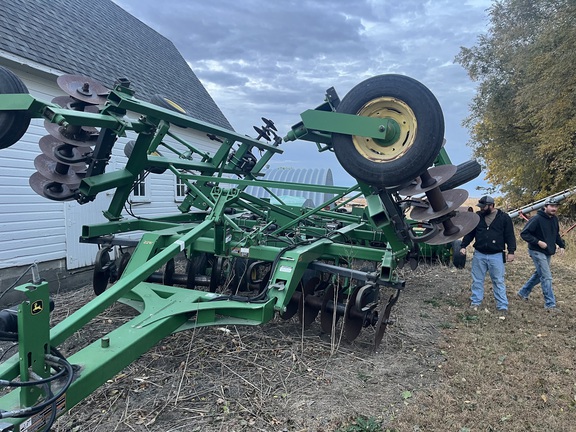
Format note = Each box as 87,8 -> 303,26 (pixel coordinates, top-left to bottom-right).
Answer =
113,0 -> 493,192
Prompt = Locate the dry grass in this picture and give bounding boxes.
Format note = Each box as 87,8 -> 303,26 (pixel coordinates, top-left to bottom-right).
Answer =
47,266 -> 451,432
387,223 -> 576,431
8,223 -> 575,431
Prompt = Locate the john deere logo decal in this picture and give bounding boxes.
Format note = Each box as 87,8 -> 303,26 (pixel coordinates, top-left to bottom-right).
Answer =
31,300 -> 43,315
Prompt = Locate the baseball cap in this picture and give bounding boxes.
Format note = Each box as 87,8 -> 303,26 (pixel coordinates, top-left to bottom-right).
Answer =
477,195 -> 495,208
544,197 -> 561,206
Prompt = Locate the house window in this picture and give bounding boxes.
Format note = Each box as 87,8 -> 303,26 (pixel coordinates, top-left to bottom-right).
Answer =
130,171 -> 150,202
175,176 -> 187,202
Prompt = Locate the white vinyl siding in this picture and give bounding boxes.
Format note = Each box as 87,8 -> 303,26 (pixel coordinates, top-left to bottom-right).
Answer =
0,65 -> 222,269
0,70 -> 67,268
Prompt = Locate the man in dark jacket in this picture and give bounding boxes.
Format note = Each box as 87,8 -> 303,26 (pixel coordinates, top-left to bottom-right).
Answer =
517,197 -> 565,309
460,196 -> 516,314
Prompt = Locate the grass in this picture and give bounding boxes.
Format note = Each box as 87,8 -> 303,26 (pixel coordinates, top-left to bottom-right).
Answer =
423,298 -> 441,308
385,222 -> 576,431
336,416 -> 383,432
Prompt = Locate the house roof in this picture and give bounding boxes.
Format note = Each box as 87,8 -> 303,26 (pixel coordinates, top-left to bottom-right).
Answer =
0,0 -> 233,130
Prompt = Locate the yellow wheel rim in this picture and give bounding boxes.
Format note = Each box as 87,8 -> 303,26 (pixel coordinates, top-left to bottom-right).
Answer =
164,97 -> 187,114
353,97 -> 417,163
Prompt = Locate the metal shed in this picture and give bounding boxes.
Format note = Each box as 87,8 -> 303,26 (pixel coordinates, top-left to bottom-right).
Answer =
245,167 -> 334,207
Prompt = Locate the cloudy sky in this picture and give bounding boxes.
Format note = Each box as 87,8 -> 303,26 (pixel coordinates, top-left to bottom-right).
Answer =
113,0 -> 493,194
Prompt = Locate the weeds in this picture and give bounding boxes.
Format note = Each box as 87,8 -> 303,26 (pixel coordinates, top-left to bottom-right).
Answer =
336,416 -> 383,432
423,298 -> 441,307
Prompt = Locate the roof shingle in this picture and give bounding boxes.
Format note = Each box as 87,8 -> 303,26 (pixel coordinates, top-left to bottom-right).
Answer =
0,0 -> 233,130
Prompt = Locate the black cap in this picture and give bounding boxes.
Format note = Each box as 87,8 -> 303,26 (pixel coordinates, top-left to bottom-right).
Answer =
477,195 -> 495,208
544,197 -> 561,206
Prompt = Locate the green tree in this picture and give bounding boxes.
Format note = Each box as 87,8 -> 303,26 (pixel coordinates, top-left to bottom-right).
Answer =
456,0 -> 576,207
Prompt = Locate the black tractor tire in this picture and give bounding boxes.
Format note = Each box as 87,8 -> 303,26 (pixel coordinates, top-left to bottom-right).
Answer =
0,66 -> 32,149
440,159 -> 482,191
332,74 -> 444,188
451,239 -> 466,269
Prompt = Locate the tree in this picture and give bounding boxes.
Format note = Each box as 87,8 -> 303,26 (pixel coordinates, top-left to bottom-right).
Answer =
456,0 -> 576,208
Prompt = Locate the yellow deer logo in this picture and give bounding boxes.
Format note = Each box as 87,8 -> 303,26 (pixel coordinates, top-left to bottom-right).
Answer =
31,300 -> 43,315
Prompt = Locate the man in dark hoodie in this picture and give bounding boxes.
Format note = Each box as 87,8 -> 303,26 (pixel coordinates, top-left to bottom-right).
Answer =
517,197 -> 565,309
460,196 -> 516,314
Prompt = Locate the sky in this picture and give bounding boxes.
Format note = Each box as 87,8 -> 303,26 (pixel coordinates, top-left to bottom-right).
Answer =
113,0 -> 494,196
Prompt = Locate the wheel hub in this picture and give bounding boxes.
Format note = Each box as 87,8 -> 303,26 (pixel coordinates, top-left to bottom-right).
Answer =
353,97 -> 416,162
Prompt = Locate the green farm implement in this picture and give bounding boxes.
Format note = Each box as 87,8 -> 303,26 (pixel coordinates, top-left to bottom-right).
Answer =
0,65 -> 479,430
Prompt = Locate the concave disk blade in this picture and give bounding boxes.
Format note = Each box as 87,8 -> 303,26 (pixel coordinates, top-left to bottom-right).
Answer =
398,165 -> 458,196
29,171 -> 75,201
56,74 -> 109,105
34,154 -> 82,185
424,212 -> 480,245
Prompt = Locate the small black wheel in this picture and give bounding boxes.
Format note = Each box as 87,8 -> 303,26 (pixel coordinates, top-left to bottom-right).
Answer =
163,258 -> 175,286
116,251 -> 131,279
231,258 -> 256,293
209,256 -> 225,293
186,252 -> 208,289
0,66 -> 32,150
93,248 -> 112,295
440,160 -> 482,191
451,239 -> 466,269
332,74 -> 444,187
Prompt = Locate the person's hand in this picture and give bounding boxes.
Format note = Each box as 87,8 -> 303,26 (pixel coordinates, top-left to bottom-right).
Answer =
460,248 -> 466,255
538,240 -> 547,249
559,247 -> 565,255
507,253 -> 515,262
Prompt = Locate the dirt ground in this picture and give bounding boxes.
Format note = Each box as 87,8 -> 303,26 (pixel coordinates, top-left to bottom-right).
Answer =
33,261 -> 452,432
3,223 -> 575,431
386,225 -> 576,432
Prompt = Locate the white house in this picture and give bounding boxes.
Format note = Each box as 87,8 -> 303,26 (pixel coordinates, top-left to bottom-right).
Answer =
0,0 -> 234,298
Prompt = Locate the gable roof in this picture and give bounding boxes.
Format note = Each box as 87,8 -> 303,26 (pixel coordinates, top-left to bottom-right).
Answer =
0,0 -> 233,130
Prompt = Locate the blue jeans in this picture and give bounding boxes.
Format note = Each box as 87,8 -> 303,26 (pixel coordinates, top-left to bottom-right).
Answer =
470,251 -> 508,310
518,249 -> 555,308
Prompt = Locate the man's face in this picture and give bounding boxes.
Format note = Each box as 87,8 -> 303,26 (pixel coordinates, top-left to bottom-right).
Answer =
544,204 -> 559,216
480,204 -> 492,215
